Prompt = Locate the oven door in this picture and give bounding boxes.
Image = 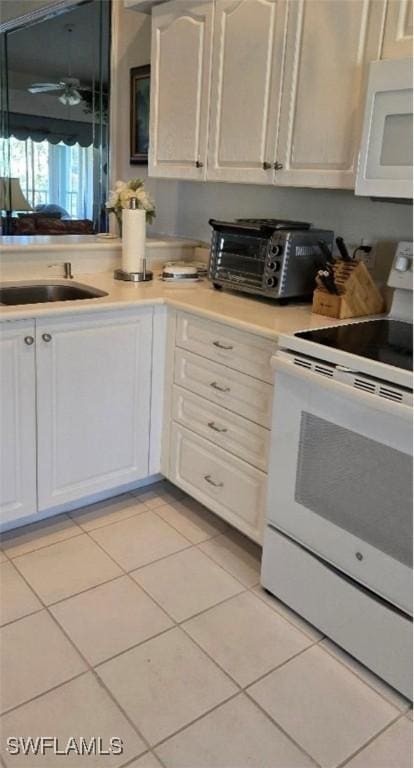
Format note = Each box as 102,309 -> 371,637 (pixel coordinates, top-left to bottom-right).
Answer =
267,352 -> 413,615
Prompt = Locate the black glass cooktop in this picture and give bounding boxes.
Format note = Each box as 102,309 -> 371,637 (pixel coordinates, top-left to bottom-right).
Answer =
295,319 -> 413,372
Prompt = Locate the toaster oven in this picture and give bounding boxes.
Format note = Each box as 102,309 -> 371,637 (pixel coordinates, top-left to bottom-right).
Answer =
208,218 -> 334,301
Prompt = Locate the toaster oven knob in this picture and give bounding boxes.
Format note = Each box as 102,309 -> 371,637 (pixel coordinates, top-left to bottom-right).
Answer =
266,276 -> 278,288
268,261 -> 281,272
271,245 -> 281,256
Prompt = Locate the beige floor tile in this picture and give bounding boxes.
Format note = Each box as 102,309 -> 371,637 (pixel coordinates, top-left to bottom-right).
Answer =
156,693 -> 314,768
155,499 -> 227,544
132,480 -> 184,510
90,512 -> 190,572
344,717 -> 413,768
98,627 -> 237,746
13,535 -> 122,604
0,673 -> 146,767
252,584 -> 323,641
0,550 -> 7,563
199,530 -> 261,587
51,576 -> 172,665
0,562 -> 42,626
132,548 -> 244,622
249,645 -> 398,768
320,638 -> 411,712
184,591 -> 312,687
0,611 -> 86,714
0,514 -> 81,558
127,754 -> 163,768
69,494 -> 146,531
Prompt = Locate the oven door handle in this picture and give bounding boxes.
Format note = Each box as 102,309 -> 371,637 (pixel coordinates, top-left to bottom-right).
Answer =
272,354 -> 412,421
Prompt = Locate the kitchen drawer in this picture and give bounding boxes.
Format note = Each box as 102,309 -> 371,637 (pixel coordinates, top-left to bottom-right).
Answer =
262,527 -> 413,699
170,423 -> 267,543
174,348 -> 272,428
176,312 -> 275,383
172,385 -> 269,471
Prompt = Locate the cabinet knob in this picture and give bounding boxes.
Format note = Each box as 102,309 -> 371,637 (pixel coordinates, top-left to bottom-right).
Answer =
24,335 -> 34,346
213,340 -> 233,350
262,161 -> 272,170
204,474 -> 224,488
42,333 -> 52,343
211,381 -> 230,393
273,161 -> 283,170
195,160 -> 204,168
208,421 -> 228,434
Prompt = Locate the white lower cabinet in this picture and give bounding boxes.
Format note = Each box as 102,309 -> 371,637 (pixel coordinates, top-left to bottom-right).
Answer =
0,320 -> 37,524
36,309 -> 153,511
172,385 -> 269,471
168,311 -> 275,543
170,423 -> 267,543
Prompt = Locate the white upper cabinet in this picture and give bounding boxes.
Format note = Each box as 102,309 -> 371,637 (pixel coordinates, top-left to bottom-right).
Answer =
0,321 -> 37,526
381,0 -> 413,59
207,0 -> 287,184
149,1 -> 214,179
36,309 -> 153,511
274,0 -> 386,189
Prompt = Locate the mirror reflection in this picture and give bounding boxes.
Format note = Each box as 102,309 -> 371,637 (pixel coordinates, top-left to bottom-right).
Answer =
0,0 -> 111,236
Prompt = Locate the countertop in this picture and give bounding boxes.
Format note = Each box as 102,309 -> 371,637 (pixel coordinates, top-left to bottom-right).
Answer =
0,272 -> 348,340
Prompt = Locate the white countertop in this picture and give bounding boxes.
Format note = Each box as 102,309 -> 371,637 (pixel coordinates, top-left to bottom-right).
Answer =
0,272 -> 348,340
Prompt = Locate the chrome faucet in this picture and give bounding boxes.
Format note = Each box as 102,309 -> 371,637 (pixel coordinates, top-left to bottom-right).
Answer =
48,262 -> 74,279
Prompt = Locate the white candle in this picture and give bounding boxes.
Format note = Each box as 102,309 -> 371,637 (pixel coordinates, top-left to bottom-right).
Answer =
122,206 -> 146,273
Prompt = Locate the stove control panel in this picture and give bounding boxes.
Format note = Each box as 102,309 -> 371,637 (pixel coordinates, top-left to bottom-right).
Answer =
388,241 -> 413,291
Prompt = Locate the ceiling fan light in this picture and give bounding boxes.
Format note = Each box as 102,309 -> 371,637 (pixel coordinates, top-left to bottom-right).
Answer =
58,90 -> 81,106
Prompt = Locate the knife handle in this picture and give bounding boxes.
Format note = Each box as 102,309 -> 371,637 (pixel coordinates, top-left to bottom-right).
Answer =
335,237 -> 351,262
318,240 -> 335,264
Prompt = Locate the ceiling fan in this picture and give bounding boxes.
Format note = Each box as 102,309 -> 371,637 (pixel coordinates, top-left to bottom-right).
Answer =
27,24 -> 88,106
28,77 -> 85,106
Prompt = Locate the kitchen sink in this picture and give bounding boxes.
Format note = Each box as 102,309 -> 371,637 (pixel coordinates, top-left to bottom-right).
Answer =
0,282 -> 108,306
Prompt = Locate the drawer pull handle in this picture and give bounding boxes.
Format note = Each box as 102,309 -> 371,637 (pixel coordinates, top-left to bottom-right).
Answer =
208,421 -> 228,433
213,340 -> 233,350
211,381 -> 230,393
204,474 -> 224,488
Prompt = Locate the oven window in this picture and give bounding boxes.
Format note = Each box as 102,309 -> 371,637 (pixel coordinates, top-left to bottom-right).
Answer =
213,233 -> 267,276
295,412 -> 413,567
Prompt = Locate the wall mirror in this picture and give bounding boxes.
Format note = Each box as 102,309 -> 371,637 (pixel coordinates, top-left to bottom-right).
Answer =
0,0 -> 111,236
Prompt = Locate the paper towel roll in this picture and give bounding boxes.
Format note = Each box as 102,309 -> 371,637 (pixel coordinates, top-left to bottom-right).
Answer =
122,207 -> 146,273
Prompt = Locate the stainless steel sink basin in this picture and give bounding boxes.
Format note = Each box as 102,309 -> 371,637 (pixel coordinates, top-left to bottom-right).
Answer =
0,282 -> 108,306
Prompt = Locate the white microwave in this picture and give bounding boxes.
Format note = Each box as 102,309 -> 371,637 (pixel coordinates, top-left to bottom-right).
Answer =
355,57 -> 413,199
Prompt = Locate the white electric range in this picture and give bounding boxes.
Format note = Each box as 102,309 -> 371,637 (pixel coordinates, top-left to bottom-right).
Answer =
262,242 -> 413,699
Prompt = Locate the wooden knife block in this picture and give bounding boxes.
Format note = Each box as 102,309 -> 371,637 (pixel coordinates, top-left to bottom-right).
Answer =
312,260 -> 384,320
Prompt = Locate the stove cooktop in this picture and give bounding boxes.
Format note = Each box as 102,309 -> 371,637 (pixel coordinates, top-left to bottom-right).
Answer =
295,319 -> 413,372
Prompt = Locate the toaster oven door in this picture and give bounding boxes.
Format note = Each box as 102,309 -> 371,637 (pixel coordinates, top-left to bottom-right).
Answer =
209,230 -> 268,292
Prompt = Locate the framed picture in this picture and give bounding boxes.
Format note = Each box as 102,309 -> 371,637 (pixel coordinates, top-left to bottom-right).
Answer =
130,65 -> 151,164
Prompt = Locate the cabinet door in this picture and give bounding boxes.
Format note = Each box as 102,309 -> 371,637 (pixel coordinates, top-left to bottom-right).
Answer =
381,0 -> 413,59
148,1 -> 214,179
36,309 -> 153,511
0,321 -> 37,525
275,0 -> 385,189
207,0 -> 287,184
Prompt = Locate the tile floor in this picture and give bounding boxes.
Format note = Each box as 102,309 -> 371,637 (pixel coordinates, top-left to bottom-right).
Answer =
0,480 -> 412,768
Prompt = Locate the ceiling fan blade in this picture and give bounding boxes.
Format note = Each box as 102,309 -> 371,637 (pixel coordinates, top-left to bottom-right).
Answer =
28,83 -> 63,93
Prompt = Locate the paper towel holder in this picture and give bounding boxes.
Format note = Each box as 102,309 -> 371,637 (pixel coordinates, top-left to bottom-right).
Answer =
114,197 -> 153,282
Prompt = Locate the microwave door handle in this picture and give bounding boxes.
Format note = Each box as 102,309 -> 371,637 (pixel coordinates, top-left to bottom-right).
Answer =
272,354 -> 412,421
